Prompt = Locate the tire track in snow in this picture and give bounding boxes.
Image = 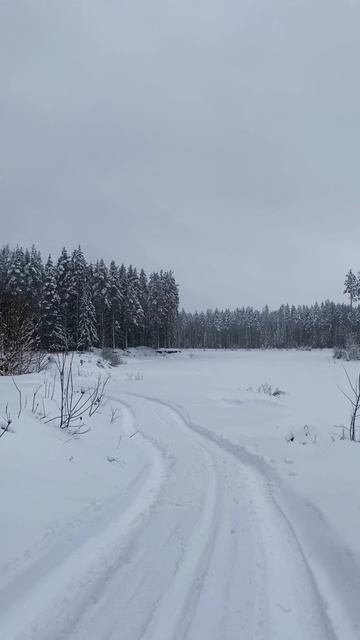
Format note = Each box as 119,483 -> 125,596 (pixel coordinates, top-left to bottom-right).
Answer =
85,392 -> 270,640
2,393 -> 226,640
133,402 -> 264,640
2,386 -> 350,640
65,396 -> 224,640
119,390 -> 339,640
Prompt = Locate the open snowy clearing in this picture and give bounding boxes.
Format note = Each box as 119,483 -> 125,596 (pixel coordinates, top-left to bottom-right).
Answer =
1,349 -> 360,639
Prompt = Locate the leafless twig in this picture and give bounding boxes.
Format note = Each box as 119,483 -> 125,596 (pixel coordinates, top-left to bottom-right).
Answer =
12,378 -> 23,419
338,368 -> 360,441
0,404 -> 12,438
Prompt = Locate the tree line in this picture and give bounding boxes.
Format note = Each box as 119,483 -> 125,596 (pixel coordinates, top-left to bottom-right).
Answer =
178,271 -> 360,350
177,301 -> 360,350
1,246 -> 359,371
0,245 -> 179,364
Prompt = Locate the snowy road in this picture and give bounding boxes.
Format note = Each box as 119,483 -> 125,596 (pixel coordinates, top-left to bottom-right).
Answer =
1,387 -> 339,640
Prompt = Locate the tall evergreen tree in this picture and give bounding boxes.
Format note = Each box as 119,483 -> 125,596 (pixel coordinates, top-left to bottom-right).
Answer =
138,269 -> 149,344
41,256 -> 64,351
148,272 -> 162,348
126,266 -> 144,346
6,246 -> 26,296
92,260 -> 110,348
56,247 -> 72,344
108,261 -> 122,349
68,246 -> 88,348
78,285 -> 98,351
344,270 -> 358,308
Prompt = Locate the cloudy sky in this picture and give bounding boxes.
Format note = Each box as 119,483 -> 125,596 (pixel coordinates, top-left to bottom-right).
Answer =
1,1 -> 359,310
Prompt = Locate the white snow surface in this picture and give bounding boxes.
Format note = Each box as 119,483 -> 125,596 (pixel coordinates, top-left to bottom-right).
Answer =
1,349 -> 360,639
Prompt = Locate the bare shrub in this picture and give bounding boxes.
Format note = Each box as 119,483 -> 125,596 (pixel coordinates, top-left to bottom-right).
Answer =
46,352 -> 110,430
110,407 -> 121,424
0,404 -> 12,438
0,295 -> 41,376
337,368 -> 360,441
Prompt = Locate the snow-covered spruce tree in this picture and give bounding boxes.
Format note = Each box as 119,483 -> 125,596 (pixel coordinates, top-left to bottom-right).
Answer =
118,263 -> 128,348
78,285 -> 98,351
126,266 -> 145,347
40,256 -> 64,351
148,271 -> 162,348
107,261 -> 123,349
68,246 -> 88,349
92,259 -> 110,348
6,246 -> 27,297
139,269 -> 149,344
24,245 -> 44,316
161,270 -> 179,347
56,247 -> 72,344
147,270 -> 179,348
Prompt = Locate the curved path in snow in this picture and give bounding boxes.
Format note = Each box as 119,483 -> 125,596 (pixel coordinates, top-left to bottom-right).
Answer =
0,390 -> 349,640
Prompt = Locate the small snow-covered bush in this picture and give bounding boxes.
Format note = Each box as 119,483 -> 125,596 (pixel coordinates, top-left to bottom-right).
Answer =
125,372 -> 143,381
101,348 -> 124,367
257,383 -> 285,397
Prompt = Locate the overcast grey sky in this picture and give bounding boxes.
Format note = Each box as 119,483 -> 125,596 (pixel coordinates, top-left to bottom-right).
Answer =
1,1 -> 359,310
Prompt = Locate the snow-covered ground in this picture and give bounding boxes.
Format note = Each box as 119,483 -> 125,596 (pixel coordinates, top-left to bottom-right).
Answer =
1,348 -> 360,639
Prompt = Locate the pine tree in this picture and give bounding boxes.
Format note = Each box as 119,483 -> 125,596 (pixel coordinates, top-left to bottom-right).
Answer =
344,270 -> 358,308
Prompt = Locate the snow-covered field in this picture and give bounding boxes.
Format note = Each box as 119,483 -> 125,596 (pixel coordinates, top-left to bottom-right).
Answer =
1,348 -> 360,639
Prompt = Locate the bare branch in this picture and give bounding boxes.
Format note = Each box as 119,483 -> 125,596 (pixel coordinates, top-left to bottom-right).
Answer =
12,378 -> 23,419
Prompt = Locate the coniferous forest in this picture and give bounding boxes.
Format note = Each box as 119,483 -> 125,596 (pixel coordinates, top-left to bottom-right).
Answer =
0,245 -> 359,368
179,269 -> 360,350
0,245 -> 179,360
177,302 -> 359,350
